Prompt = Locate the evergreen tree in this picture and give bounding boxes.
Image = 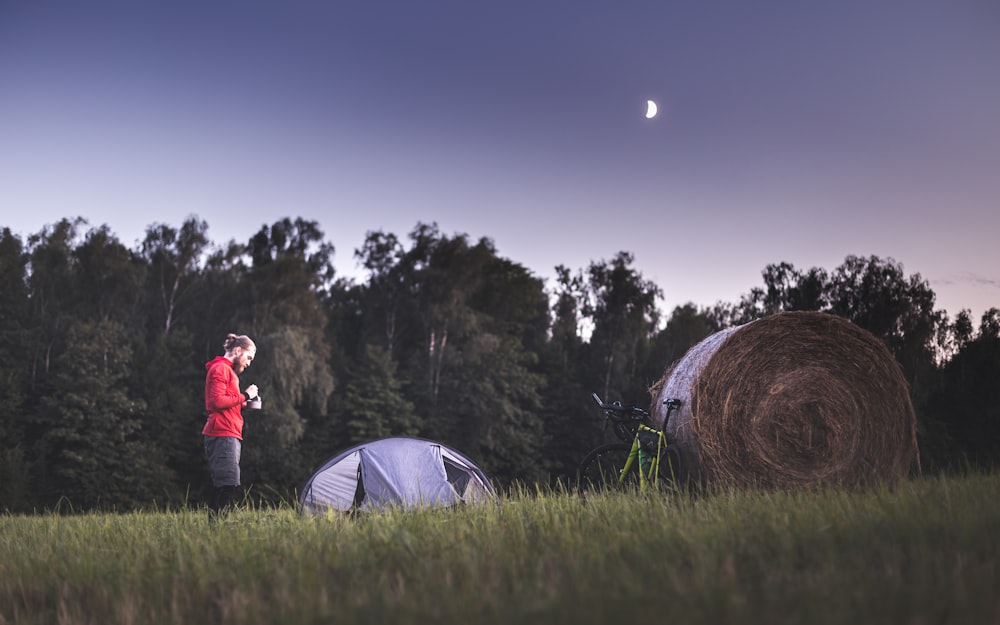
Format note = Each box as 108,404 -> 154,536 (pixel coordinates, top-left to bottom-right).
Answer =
928,308 -> 1000,470
432,332 -> 546,484
33,320 -> 162,509
128,328 -> 205,504
0,228 -> 32,511
339,343 -> 419,443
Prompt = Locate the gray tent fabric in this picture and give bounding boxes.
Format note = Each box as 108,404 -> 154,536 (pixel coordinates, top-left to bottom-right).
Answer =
299,437 -> 496,514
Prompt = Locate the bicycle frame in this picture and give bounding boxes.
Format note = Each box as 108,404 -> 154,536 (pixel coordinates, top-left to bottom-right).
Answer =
618,396 -> 683,490
619,423 -> 669,490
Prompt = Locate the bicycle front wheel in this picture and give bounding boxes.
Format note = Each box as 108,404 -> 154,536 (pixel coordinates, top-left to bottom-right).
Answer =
576,443 -> 639,495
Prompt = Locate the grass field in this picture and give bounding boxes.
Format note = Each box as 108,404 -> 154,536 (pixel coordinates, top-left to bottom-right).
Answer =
1,472 -> 997,625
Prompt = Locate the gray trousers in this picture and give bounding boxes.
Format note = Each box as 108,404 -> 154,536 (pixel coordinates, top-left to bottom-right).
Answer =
203,436 -> 241,487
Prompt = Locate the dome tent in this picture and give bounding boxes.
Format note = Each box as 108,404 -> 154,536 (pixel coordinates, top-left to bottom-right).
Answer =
299,437 -> 496,514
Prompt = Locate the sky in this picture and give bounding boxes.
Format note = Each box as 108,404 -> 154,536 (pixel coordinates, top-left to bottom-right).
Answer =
2,0 -> 998,325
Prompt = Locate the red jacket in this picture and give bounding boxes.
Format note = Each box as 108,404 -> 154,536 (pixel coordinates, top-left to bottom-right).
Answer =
202,356 -> 245,439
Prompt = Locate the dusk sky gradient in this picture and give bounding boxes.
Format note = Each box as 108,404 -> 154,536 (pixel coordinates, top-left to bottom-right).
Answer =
2,1 -> 998,323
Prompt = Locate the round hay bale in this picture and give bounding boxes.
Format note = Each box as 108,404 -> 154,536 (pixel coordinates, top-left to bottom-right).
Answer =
650,311 -> 919,490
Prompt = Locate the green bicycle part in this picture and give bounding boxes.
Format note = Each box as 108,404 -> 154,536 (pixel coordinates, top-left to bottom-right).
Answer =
576,442 -> 682,496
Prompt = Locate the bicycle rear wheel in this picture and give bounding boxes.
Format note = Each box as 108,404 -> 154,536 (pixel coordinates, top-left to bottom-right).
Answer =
658,445 -> 684,490
576,443 -> 638,495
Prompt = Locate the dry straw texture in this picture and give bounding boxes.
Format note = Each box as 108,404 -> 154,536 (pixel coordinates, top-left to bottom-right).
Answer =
651,311 -> 919,490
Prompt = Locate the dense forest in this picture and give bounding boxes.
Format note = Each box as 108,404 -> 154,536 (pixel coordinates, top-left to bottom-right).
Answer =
0,216 -> 997,512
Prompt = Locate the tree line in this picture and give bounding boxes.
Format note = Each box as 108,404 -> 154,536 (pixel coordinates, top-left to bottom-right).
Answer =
0,216 -> 996,512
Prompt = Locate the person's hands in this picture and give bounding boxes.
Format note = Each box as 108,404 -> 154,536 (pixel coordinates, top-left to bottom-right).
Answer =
245,384 -> 259,400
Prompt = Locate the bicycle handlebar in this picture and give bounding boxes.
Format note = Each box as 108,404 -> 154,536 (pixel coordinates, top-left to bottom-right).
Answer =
591,392 -> 648,421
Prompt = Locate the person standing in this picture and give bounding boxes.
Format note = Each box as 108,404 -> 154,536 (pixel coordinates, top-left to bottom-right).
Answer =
203,333 -> 260,518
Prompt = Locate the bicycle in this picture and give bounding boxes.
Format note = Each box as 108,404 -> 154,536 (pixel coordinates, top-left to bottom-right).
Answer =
576,393 -> 684,495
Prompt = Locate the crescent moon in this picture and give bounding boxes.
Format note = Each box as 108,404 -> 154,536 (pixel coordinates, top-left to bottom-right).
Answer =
645,100 -> 658,119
